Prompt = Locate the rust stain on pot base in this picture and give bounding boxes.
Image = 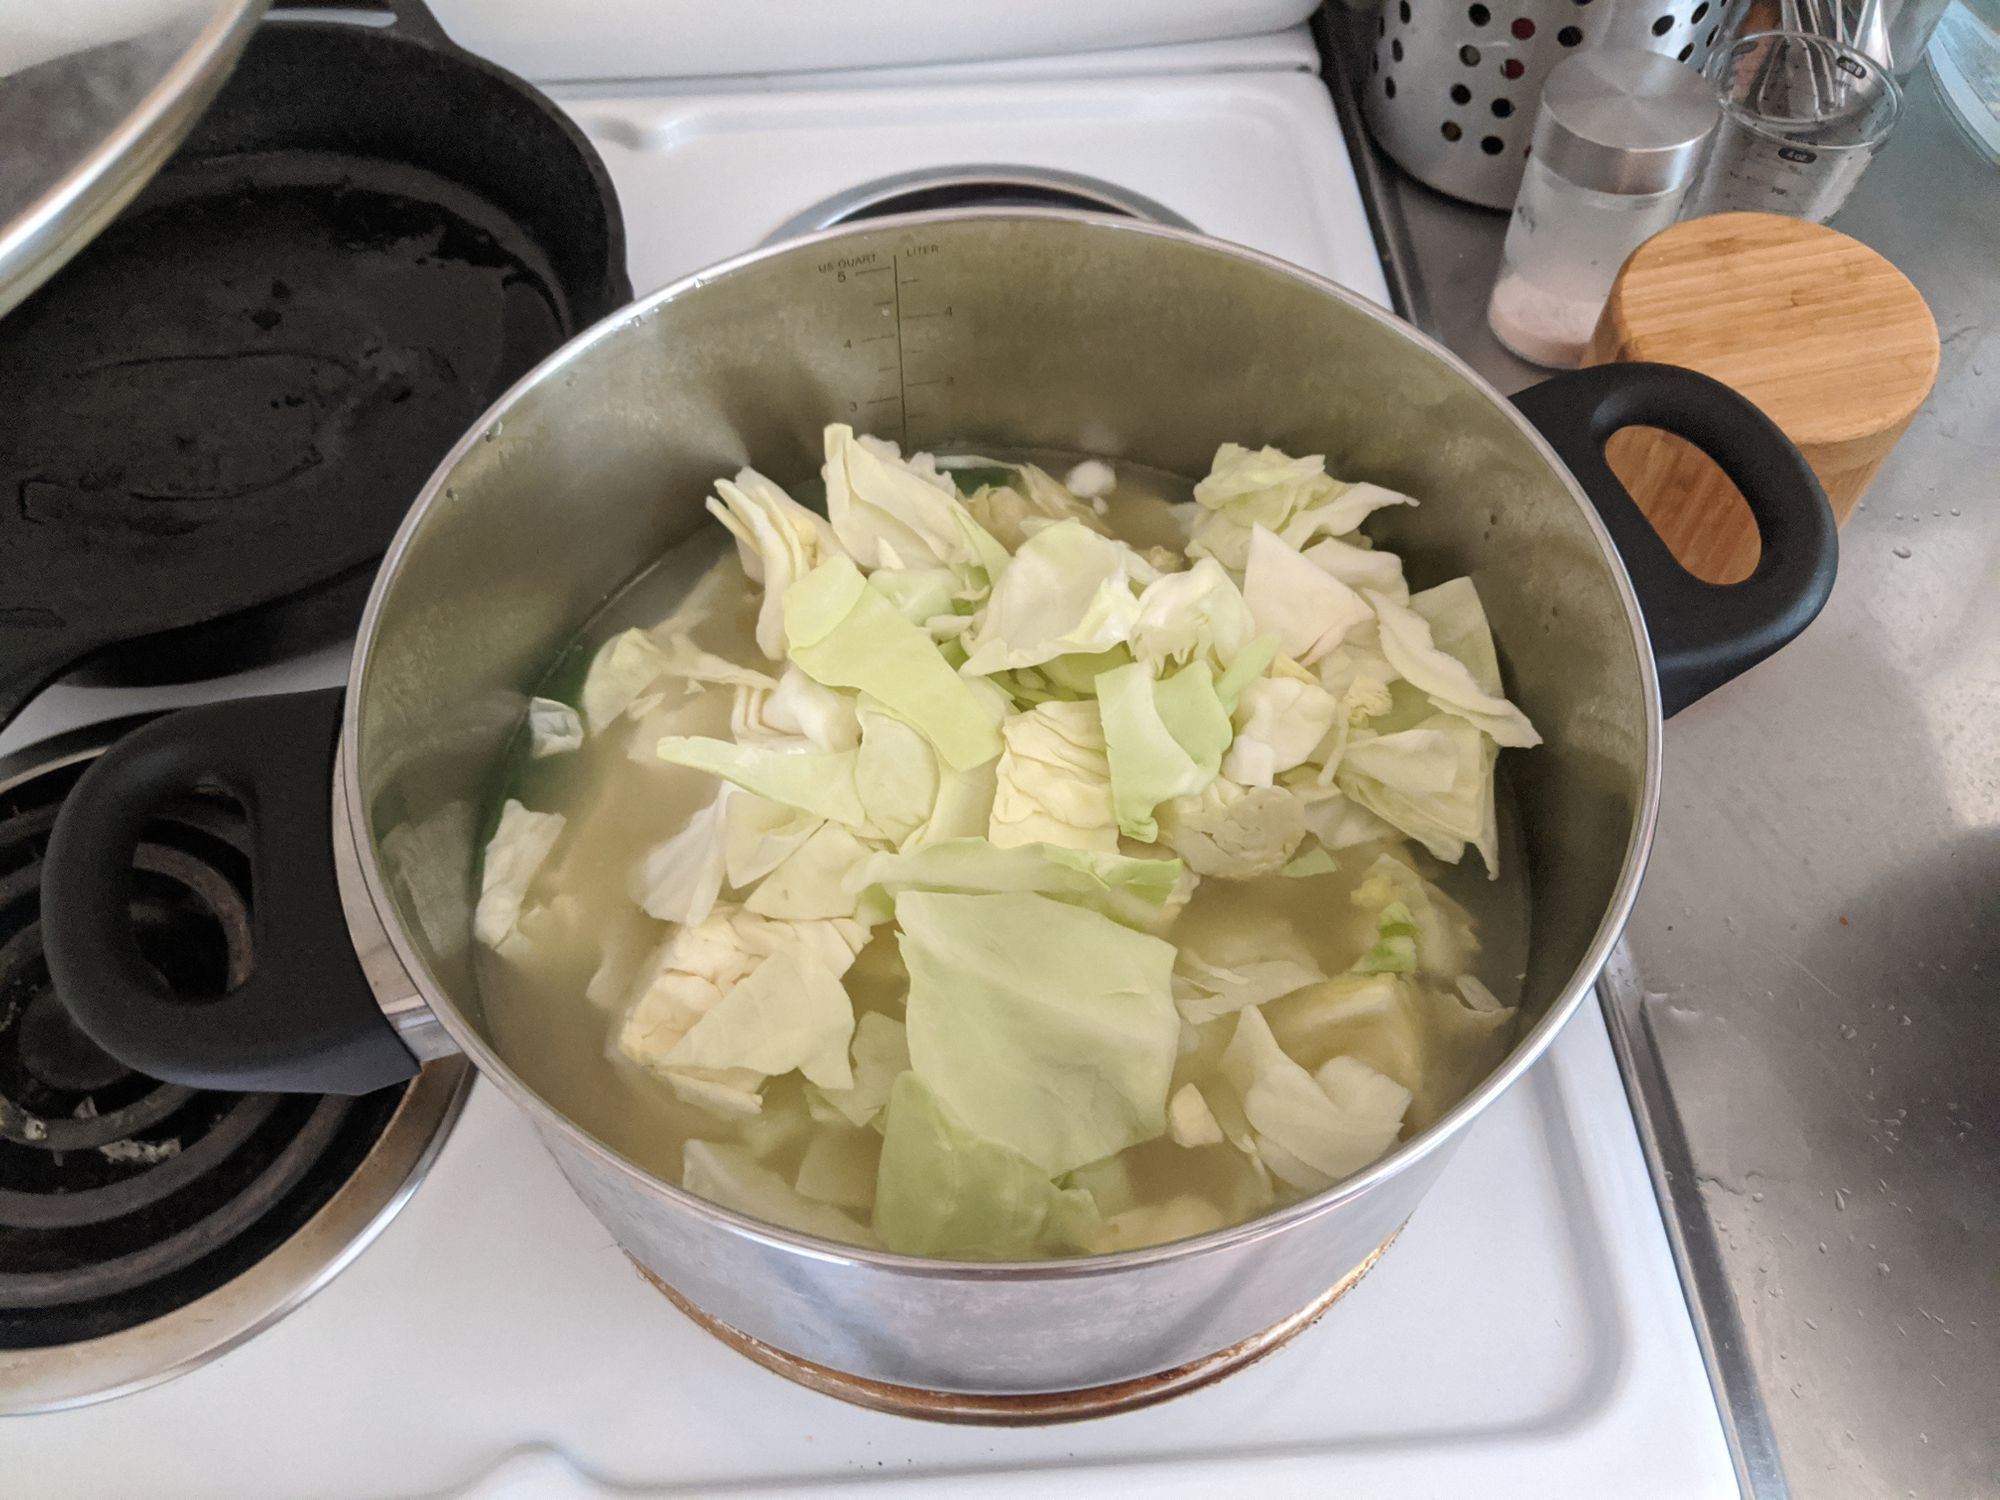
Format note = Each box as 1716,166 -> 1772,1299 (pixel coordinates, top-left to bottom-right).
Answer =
629,1227 -> 1402,1426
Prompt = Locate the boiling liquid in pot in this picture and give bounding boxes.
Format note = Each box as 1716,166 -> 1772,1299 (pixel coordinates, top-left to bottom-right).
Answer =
476,456 -> 1531,1252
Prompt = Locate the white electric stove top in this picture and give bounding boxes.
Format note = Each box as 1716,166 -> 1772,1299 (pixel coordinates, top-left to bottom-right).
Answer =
0,21 -> 1736,1497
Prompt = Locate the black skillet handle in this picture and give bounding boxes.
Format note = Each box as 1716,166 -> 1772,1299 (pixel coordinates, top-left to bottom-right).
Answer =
41,688 -> 419,1095
1512,363 -> 1838,716
265,0 -> 453,47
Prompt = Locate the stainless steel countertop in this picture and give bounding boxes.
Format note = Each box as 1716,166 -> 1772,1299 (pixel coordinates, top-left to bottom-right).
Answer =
1327,23 -> 1998,1498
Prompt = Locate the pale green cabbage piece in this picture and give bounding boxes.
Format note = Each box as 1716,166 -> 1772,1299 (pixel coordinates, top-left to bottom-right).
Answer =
629,790 -> 729,926
899,890 -> 1178,1175
867,567 -> 961,631
988,700 -> 1118,852
657,735 -> 868,827
730,665 -> 861,752
1167,1083 -> 1225,1147
1156,777 -> 1305,879
1128,557 -> 1257,671
1221,674 -> 1340,788
1243,525 -> 1374,665
706,467 -> 846,659
1281,846 -> 1340,878
1097,659 -> 1233,840
1303,534 -> 1409,603
581,629 -> 674,733
874,1072 -> 1097,1258
1186,444 -> 1416,569
1366,587 -> 1539,749
744,823 -> 873,920
959,521 -> 1151,675
854,702 -> 941,844
722,794 -> 822,888
849,837 -> 1182,931
1289,782 -> 1402,851
1335,712 -> 1498,873
474,800 -> 565,953
808,1011 -> 910,1129
615,906 -> 868,1077
526,697 -> 584,758
663,944 -> 856,1090
823,425 -> 1010,579
947,458 -> 1110,549
1219,1005 -> 1411,1192
1350,853 -> 1481,978
1171,948 -> 1324,1024
795,1125 -> 882,1211
784,556 -> 1001,772
683,1141 -> 875,1247
1352,900 -> 1421,974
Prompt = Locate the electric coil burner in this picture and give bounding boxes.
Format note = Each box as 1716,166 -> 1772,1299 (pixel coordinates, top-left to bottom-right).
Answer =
0,722 -> 469,1412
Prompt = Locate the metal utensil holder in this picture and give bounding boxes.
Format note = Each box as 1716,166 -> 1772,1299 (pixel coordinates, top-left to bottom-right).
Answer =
1363,0 -> 1731,207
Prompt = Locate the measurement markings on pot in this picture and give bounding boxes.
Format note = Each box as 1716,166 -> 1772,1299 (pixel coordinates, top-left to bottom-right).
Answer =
820,243 -> 954,449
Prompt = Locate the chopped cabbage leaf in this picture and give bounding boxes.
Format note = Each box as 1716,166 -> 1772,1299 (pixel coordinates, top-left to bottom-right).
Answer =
707,467 -> 846,659
683,1141 -> 874,1247
527,697 -> 584,758
1281,846 -> 1340,878
1350,853 -> 1481,978
1171,948 -> 1324,1023
959,521 -> 1149,675
1221,674 -> 1340,788
795,1125 -> 882,1211
1156,777 -> 1305,879
1335,712 -> 1499,873
1266,974 -> 1412,1073
1167,1083 -> 1225,1148
784,556 -> 1001,772
474,800 -> 565,952
581,629 -> 674,732
616,907 -> 867,1074
1128,558 -> 1257,672
657,735 -> 868,827
850,837 -> 1182,931
1303,534 -> 1409,603
1366,588 -> 1539,748
953,460 -> 1110,549
722,793 -> 822,888
823,425 -> 1010,578
658,632 -> 779,695
630,790 -> 729,926
875,1073 -> 1095,1258
1219,1006 -> 1411,1191
1086,1194 -> 1227,1254
1291,782 -> 1402,851
666,1068 -> 766,1119
1064,460 -> 1116,500
664,944 -> 856,1089
1187,444 -> 1417,569
899,891 -> 1178,1175
1243,525 -> 1374,665
989,700 -> 1118,853
867,567 -> 962,631
744,823 -> 874,920
808,1011 -> 910,1129
1352,900 -> 1420,974
855,703 -> 941,844
1098,659 -> 1233,840
909,751 -> 1000,849
731,665 -> 861,752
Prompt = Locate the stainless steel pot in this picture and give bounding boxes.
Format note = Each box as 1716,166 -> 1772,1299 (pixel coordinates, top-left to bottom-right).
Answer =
41,211 -> 1836,1398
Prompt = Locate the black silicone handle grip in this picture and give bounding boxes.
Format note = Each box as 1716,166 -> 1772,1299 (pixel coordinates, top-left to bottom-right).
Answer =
41,687 -> 418,1095
1512,363 -> 1838,715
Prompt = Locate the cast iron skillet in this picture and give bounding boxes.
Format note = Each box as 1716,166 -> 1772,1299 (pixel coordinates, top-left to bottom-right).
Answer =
0,0 -> 630,731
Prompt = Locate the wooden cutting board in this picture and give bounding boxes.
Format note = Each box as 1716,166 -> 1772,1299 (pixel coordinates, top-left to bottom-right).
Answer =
1586,212 -> 1939,584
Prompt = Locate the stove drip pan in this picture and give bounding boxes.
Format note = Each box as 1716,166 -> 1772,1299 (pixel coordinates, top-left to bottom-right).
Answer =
0,721 -> 471,1412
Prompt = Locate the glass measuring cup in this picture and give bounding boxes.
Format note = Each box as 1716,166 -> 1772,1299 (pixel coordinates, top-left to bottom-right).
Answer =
1684,30 -> 1904,221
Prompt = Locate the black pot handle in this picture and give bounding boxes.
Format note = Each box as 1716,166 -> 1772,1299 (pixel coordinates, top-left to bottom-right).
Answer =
1512,362 -> 1838,715
41,688 -> 419,1095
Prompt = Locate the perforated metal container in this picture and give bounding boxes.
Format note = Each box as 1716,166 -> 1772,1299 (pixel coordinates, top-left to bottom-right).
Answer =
1362,0 -> 1730,206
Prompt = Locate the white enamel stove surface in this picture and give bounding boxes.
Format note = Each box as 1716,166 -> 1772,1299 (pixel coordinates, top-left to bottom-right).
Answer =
0,24 -> 1737,1498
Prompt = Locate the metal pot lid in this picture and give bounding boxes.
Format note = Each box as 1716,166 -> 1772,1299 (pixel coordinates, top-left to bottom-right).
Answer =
0,0 -> 266,320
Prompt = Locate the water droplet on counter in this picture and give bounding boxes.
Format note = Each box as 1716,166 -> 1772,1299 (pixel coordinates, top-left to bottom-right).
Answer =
1877,1262 -> 1891,1276
1893,512 -> 1903,519
1818,1241 -> 1827,1253
1932,509 -> 1940,517
1805,1317 -> 1819,1329
1893,546 -> 1912,559
1950,507 -> 1961,517
1752,1191 -> 1766,1201
1839,1023 -> 1858,1039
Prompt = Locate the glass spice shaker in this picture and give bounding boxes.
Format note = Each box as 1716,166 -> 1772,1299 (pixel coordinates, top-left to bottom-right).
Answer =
1487,48 -> 1719,369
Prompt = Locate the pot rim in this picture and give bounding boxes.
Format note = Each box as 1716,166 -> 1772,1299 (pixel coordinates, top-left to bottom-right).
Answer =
341,207 -> 1664,1277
